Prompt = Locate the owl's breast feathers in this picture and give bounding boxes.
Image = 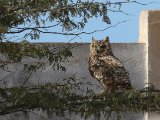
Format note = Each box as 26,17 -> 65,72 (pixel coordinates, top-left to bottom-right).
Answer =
88,55 -> 131,90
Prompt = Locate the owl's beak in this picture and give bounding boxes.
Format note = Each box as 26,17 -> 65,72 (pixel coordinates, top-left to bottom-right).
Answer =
96,46 -> 100,53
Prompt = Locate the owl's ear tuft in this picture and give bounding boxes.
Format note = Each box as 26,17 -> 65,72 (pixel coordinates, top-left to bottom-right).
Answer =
103,37 -> 109,43
92,37 -> 96,42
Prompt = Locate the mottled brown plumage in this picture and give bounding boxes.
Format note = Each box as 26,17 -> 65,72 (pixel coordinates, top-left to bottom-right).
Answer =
88,37 -> 132,93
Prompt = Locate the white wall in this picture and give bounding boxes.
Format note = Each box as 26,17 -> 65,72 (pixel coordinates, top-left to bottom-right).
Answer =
0,43 -> 147,120
0,43 -> 146,91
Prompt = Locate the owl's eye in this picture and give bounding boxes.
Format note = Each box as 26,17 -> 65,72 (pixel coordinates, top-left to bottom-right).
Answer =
100,45 -> 106,48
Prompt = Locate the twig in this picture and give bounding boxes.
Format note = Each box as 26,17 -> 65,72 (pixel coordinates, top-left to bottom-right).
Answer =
6,19 -> 131,36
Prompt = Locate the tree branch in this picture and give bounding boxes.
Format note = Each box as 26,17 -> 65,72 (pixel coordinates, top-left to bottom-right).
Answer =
6,19 -> 131,36
108,1 -> 159,5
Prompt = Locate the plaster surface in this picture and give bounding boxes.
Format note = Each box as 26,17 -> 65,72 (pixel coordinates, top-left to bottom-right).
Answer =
138,10 -> 160,90
0,43 -> 147,120
0,43 -> 146,91
138,10 -> 160,120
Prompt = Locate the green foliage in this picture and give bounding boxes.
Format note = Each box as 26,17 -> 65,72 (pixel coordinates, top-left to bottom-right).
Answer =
0,76 -> 160,120
0,0 -> 128,40
0,0 -> 24,33
0,41 -> 72,71
0,0 -> 111,29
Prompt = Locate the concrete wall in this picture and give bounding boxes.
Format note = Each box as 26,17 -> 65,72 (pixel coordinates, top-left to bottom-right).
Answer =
0,43 -> 147,120
138,10 -> 160,120
0,43 -> 146,91
139,10 -> 160,90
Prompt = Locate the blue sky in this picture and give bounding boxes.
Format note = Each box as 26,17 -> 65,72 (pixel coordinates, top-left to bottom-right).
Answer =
10,0 -> 160,43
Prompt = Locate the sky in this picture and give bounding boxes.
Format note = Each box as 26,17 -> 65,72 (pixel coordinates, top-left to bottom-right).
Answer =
11,0 -> 160,43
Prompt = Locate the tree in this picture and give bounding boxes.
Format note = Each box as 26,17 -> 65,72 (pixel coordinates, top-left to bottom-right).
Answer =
0,0 -> 159,120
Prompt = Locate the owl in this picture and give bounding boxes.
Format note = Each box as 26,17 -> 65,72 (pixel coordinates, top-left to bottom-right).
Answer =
88,37 -> 132,93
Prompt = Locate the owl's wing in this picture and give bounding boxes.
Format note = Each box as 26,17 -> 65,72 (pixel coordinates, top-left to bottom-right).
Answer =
88,57 -> 95,78
99,55 -> 123,67
99,55 -> 131,89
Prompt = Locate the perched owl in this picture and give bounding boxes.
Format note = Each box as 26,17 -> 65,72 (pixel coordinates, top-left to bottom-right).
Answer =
88,37 -> 132,93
